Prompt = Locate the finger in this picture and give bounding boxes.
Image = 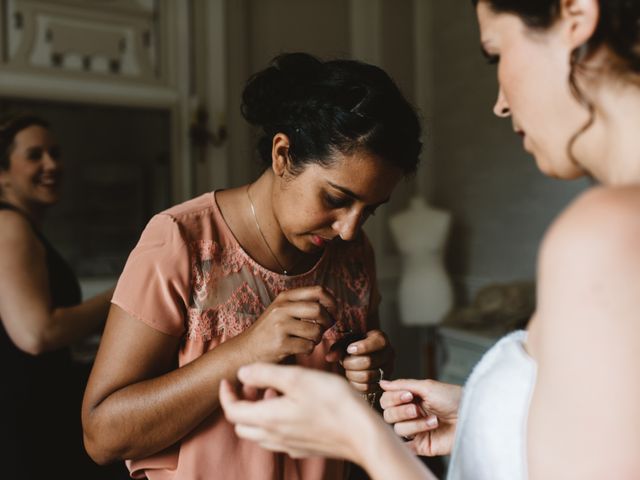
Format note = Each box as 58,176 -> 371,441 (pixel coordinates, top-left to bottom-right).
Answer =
259,441 -> 304,457
379,389 -> 415,409
258,442 -> 313,459
348,380 -> 370,393
219,378 -> 240,406
343,329 -> 388,355
382,403 -> 423,425
393,417 -> 438,438
235,423 -> 269,443
264,387 -> 280,399
285,336 -> 317,356
282,317 -> 325,344
379,378 -> 432,395
220,380 -> 285,427
344,368 -> 379,384
279,286 -> 337,317
342,349 -> 389,371
283,302 -> 335,330
241,383 -> 262,401
325,332 -> 365,362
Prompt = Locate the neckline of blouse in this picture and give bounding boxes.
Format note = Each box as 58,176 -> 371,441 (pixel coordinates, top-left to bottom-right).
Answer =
209,190 -> 330,280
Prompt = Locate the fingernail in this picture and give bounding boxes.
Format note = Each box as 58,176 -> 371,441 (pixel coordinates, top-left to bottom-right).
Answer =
426,417 -> 438,428
347,345 -> 358,354
400,392 -> 413,402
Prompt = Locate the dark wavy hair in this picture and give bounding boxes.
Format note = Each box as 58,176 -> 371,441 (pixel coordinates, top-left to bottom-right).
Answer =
241,52 -> 422,176
472,0 -> 640,162
472,0 -> 640,73
0,113 -> 50,170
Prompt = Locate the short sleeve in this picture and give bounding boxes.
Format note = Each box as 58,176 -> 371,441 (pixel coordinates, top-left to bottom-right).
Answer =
112,213 -> 191,337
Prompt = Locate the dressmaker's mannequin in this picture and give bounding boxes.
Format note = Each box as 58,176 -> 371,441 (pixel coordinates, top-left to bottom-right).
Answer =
389,196 -> 453,325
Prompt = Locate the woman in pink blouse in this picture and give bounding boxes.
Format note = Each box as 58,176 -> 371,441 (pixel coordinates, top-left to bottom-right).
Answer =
81,52 -> 422,480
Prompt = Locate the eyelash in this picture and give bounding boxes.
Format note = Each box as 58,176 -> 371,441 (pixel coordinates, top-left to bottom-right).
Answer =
324,194 -> 378,217
325,194 -> 350,209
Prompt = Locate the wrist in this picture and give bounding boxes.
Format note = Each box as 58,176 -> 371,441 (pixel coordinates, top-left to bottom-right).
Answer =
347,401 -> 384,468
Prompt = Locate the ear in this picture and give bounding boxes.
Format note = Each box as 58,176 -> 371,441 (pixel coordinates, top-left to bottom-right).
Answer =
271,132 -> 292,177
560,0 -> 599,49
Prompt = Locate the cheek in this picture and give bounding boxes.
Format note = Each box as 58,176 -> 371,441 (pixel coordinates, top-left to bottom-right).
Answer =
279,196 -> 330,232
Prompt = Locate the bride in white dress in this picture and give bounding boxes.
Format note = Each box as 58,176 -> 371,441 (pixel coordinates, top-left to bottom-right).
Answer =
219,1 -> 640,479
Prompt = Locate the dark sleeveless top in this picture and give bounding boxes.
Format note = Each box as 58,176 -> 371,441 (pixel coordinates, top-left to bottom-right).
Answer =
0,202 -> 86,478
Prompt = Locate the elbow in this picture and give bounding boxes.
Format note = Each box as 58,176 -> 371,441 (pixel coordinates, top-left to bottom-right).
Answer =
13,332 -> 54,356
82,406 -> 127,465
83,432 -> 121,466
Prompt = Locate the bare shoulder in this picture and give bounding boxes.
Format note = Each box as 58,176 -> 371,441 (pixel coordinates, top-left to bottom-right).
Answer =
540,186 -> 640,276
536,185 -> 640,331
0,209 -> 40,249
529,186 -> 640,477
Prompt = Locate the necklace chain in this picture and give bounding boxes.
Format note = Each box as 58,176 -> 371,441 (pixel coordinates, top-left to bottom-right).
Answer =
247,184 -> 291,276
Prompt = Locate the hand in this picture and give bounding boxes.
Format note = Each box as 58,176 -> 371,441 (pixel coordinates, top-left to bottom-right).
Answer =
326,329 -> 395,393
242,286 -> 336,363
219,362 -> 370,461
380,378 -> 461,456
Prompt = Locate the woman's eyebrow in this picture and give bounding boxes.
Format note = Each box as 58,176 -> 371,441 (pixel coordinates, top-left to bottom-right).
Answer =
327,181 -> 390,206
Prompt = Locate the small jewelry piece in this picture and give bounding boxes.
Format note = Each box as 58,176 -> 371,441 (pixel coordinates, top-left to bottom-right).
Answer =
247,184 -> 291,275
378,368 -> 385,382
361,391 -> 377,408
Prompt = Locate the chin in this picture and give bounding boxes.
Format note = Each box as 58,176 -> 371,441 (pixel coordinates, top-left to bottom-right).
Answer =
36,194 -> 60,207
534,154 -> 576,180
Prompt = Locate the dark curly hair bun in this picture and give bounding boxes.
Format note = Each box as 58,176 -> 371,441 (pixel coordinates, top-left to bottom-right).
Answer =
241,52 -> 422,175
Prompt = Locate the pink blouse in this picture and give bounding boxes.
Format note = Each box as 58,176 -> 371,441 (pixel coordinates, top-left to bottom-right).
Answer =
112,192 -> 380,480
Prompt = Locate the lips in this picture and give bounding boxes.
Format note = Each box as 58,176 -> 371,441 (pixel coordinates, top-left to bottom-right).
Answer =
310,235 -> 332,247
36,175 -> 61,191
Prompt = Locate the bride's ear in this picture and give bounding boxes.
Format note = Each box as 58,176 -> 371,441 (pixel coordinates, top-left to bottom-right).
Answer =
560,0 -> 599,50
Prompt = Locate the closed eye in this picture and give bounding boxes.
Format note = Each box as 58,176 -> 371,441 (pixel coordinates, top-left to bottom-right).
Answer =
324,193 -> 351,209
486,54 -> 500,65
481,47 -> 500,66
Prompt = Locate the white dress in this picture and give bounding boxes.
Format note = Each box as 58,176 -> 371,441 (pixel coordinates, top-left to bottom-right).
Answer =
447,330 -> 537,480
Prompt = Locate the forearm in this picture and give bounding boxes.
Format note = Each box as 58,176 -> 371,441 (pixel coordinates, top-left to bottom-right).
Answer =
84,335 -> 254,463
46,288 -> 114,350
357,408 -> 437,480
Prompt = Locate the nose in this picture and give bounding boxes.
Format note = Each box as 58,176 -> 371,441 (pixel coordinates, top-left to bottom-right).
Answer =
493,86 -> 511,118
333,209 -> 363,241
42,151 -> 60,170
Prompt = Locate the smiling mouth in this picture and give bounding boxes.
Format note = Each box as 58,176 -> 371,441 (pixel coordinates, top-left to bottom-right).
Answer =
37,176 -> 61,188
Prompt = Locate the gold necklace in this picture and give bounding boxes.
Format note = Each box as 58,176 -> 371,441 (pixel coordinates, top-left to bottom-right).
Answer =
246,184 -> 292,275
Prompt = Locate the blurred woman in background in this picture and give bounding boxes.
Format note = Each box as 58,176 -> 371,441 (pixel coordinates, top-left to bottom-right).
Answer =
0,114 -> 116,479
